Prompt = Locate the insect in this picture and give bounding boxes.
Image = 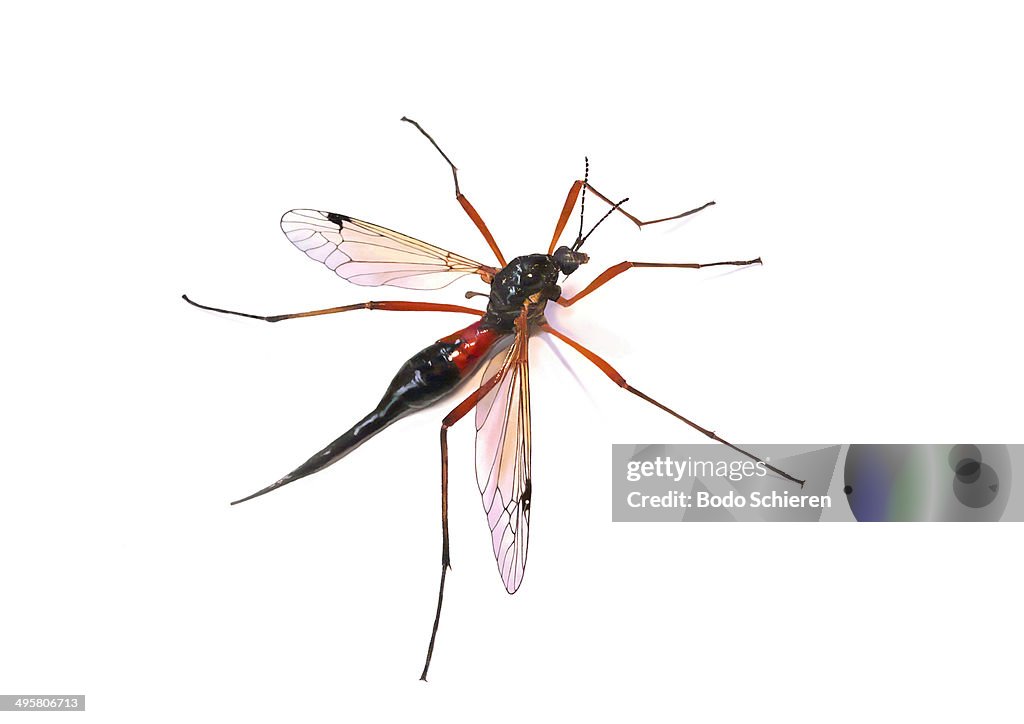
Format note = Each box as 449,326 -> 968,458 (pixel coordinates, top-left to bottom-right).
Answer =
184,117 -> 802,679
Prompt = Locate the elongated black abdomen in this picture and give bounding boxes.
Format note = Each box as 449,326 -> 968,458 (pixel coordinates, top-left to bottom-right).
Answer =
231,319 -> 507,504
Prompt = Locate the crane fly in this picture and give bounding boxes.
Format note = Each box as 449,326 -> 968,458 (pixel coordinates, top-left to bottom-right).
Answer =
183,117 -> 802,680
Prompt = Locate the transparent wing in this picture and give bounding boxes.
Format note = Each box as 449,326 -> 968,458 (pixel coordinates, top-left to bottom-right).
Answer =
475,319 -> 532,593
281,209 -> 491,290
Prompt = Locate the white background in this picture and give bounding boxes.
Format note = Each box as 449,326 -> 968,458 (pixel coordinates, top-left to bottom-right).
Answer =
3,2 -> 1023,722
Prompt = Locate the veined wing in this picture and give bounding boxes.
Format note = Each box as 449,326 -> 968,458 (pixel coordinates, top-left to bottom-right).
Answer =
281,209 -> 493,290
475,314 -> 532,593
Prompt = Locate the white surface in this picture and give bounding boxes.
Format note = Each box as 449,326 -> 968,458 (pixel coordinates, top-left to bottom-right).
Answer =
2,2 -> 1022,721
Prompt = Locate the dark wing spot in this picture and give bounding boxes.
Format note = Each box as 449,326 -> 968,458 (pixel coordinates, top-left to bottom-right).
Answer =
326,212 -> 351,227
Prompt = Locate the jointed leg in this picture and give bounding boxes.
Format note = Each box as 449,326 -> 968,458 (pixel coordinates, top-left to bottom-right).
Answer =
401,117 -> 507,267
182,294 -> 484,322
547,175 -> 715,255
547,179 -> 584,253
557,258 -> 762,307
540,323 -> 804,486
420,365 -> 507,681
584,183 -> 715,229
547,178 -> 715,255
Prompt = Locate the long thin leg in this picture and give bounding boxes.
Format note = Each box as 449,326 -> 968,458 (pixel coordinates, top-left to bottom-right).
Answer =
540,323 -> 804,486
401,117 -> 507,268
547,179 -> 584,253
420,365 -> 507,681
182,294 -> 483,322
557,258 -> 762,308
547,178 -> 715,255
585,182 -> 715,229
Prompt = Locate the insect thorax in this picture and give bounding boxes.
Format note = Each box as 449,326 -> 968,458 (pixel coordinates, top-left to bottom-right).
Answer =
485,254 -> 561,328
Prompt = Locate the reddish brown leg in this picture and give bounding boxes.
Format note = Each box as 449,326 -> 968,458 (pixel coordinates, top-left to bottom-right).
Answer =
584,182 -> 715,229
541,323 -> 804,486
548,177 -> 715,255
401,117 -> 507,267
547,179 -> 584,253
557,258 -> 762,307
182,294 -> 484,322
457,196 -> 506,267
420,363 -> 507,681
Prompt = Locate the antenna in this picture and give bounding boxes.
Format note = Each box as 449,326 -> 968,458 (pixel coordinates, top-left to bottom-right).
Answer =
573,197 -> 629,252
575,157 -> 589,245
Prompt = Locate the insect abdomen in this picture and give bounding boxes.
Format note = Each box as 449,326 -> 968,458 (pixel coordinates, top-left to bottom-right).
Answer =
257,320 -> 507,496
